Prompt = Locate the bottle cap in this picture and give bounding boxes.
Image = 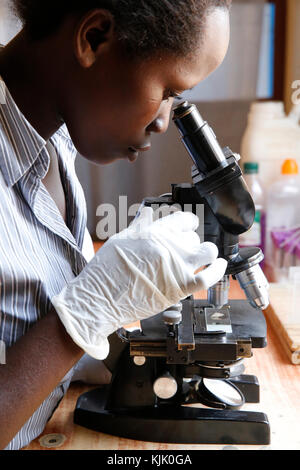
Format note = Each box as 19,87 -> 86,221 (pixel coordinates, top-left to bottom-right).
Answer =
244,162 -> 259,174
281,159 -> 298,175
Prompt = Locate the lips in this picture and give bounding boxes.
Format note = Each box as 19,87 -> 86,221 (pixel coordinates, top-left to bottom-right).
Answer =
128,143 -> 151,153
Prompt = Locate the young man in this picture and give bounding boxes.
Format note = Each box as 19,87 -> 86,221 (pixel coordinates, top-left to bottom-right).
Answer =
0,0 -> 231,450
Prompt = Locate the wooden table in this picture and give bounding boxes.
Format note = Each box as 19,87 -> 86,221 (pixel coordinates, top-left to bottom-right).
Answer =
24,279 -> 300,451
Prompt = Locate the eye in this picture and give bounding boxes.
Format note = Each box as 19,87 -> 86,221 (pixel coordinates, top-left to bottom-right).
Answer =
163,89 -> 183,102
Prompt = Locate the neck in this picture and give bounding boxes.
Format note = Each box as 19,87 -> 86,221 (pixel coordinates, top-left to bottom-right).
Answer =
0,29 -> 64,140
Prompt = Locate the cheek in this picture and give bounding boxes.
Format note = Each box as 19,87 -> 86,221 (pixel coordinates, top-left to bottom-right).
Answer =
89,92 -> 159,136
100,100 -> 162,140
126,102 -> 161,131
100,76 -> 162,130
63,75 -> 162,159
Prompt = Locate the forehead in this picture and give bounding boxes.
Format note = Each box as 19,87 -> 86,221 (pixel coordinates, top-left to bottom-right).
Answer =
150,8 -> 230,92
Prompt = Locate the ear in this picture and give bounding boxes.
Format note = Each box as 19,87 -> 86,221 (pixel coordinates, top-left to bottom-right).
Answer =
74,9 -> 115,68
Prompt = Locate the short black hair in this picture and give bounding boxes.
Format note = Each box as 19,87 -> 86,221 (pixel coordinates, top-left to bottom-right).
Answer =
12,0 -> 231,58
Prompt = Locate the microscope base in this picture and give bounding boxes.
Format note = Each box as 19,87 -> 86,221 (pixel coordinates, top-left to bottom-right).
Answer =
74,386 -> 270,445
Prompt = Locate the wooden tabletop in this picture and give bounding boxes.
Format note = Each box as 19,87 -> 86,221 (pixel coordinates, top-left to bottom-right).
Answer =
24,279 -> 300,451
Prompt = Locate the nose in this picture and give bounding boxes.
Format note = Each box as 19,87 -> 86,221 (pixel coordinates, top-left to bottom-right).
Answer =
146,100 -> 173,134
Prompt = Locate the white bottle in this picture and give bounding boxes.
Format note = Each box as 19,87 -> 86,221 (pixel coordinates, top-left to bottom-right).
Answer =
265,159 -> 300,282
239,162 -> 265,258
241,101 -> 300,190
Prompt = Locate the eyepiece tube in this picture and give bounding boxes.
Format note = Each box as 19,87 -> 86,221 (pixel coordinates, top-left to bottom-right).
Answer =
173,101 -> 227,176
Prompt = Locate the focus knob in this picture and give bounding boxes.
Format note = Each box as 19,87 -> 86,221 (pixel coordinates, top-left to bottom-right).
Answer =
153,372 -> 178,399
163,303 -> 182,325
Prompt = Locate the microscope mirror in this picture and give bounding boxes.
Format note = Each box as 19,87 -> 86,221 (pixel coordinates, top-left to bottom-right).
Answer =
199,378 -> 245,410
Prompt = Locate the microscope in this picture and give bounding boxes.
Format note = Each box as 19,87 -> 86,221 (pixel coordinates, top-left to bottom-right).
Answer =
74,102 -> 271,445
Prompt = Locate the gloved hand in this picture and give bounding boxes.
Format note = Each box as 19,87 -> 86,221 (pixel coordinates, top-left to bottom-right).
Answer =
52,208 -> 227,360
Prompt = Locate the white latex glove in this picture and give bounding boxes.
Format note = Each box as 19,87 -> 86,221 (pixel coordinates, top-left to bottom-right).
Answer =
52,208 -> 227,360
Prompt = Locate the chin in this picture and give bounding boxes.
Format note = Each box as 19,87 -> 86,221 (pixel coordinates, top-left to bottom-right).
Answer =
71,135 -> 132,165
81,150 -> 126,166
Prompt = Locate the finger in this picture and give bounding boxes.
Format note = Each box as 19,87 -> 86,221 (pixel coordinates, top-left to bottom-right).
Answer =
189,258 -> 228,293
193,242 -> 219,267
178,230 -> 201,250
154,211 -> 199,233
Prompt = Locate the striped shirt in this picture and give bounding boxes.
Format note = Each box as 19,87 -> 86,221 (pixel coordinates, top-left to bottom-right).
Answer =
0,75 -> 92,450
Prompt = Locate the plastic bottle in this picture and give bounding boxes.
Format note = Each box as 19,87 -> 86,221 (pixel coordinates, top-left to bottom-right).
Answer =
241,101 -> 300,190
239,163 -> 266,261
265,159 -> 300,282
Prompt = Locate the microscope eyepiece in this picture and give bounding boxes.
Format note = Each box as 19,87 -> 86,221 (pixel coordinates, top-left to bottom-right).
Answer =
173,101 -> 201,121
173,101 -> 227,175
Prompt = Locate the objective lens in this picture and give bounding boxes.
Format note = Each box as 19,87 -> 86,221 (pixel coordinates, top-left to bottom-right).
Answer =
235,264 -> 269,310
208,275 -> 230,308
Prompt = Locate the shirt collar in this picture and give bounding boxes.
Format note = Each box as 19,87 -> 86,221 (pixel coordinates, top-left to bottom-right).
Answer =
0,75 -> 48,187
